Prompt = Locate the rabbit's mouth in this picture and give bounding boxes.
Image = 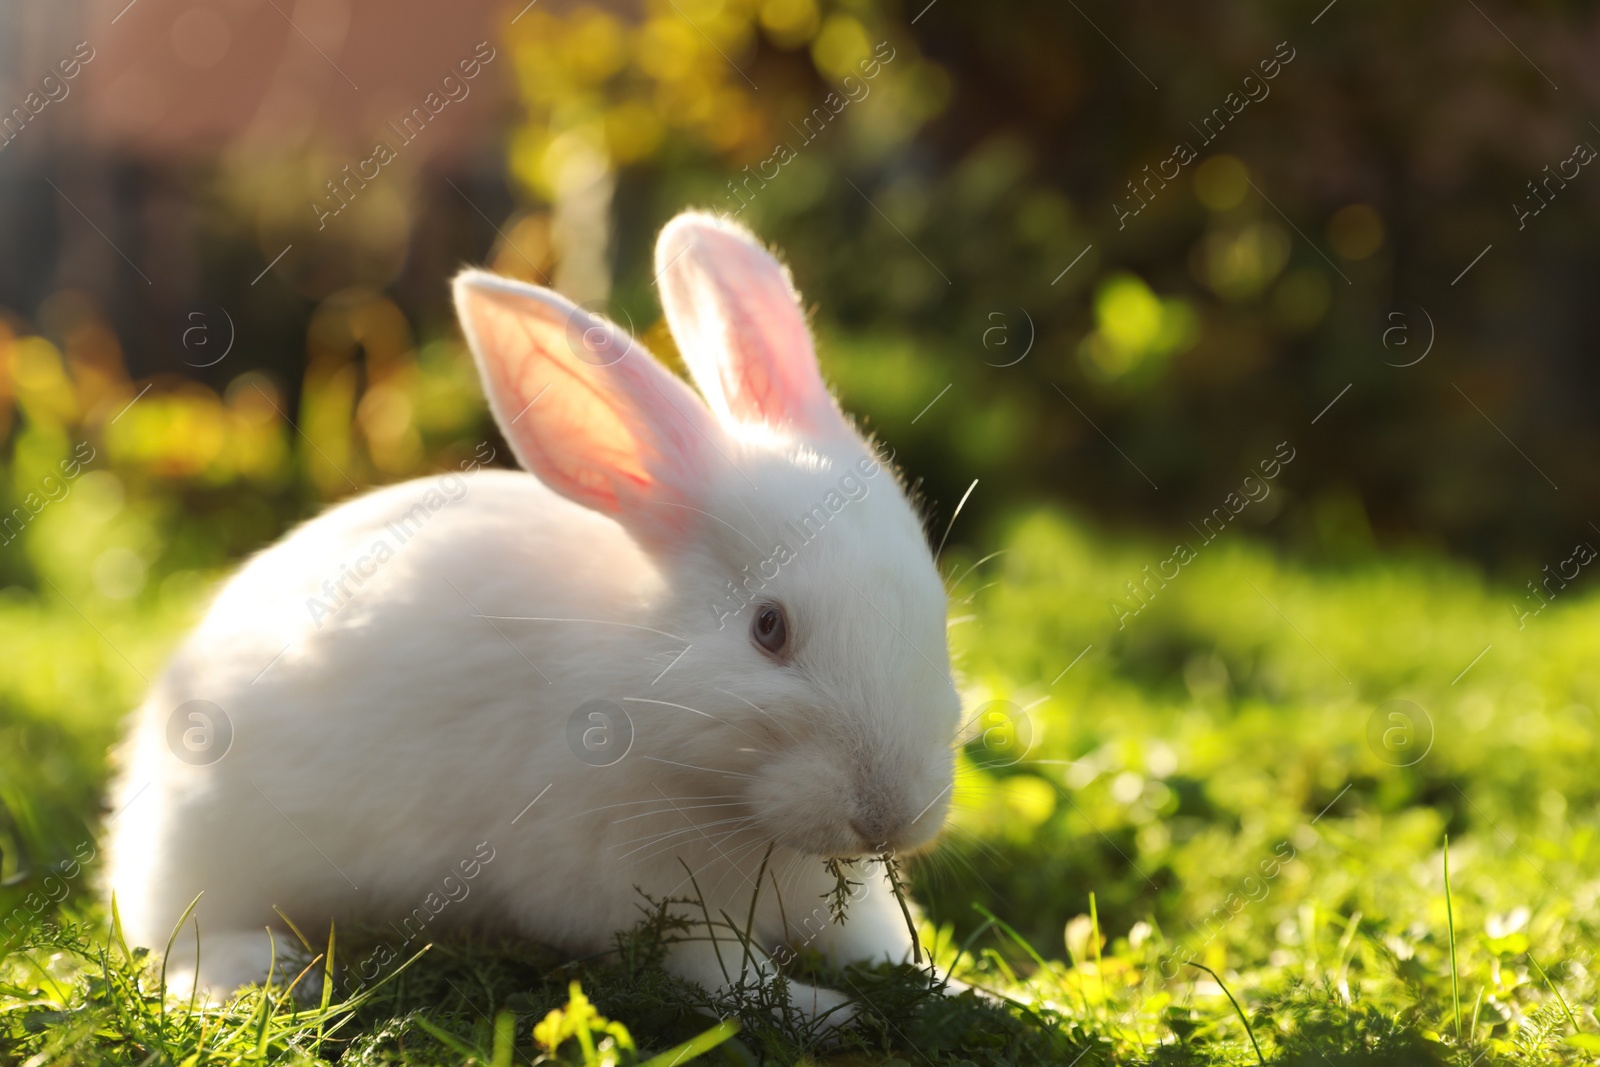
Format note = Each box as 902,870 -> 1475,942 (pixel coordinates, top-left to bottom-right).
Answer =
759,806 -> 946,861
742,740 -> 954,859
847,810 -> 946,857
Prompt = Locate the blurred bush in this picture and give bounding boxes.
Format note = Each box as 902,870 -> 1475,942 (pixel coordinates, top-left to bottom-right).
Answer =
488,0 -> 1600,575
5,0 -> 1596,581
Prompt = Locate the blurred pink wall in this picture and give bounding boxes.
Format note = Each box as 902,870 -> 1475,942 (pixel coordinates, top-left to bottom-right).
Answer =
2,0 -> 527,163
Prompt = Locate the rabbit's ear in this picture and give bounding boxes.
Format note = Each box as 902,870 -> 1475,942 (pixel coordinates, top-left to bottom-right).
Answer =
454,270 -> 719,550
655,212 -> 847,439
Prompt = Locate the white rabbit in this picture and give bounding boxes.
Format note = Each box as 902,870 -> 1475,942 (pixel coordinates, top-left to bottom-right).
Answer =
105,211 -> 960,1023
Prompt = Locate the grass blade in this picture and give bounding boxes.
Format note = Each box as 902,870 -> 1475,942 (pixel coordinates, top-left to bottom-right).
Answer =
1186,962 -> 1264,1066
254,927 -> 277,1055
272,905 -> 315,954
159,892 -> 203,1035
973,903 -> 1052,976
282,951 -> 325,1005
945,916 -> 997,990
315,920 -> 335,1053
107,892 -> 132,964
637,1017 -> 740,1067
677,860 -> 731,988
1088,891 -> 1105,1024
1528,952 -> 1580,1033
490,1009 -> 516,1067
186,911 -> 202,1021
1444,835 -> 1461,1043
412,1014 -> 486,1059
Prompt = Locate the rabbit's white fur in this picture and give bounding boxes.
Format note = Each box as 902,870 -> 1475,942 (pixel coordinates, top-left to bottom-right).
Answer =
106,212 -> 959,1020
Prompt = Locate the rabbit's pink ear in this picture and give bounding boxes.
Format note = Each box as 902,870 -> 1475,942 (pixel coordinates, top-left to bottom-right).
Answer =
655,212 -> 847,439
453,270 -> 718,550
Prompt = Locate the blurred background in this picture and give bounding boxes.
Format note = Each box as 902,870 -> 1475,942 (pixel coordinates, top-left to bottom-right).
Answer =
4,0 -> 1600,1025
3,0 -> 1595,586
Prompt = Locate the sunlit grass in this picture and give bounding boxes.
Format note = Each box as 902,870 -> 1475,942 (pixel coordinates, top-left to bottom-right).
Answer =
4,505 -> 1598,1063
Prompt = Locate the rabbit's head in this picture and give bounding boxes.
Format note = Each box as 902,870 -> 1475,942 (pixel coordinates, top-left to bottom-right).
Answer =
454,212 -> 958,860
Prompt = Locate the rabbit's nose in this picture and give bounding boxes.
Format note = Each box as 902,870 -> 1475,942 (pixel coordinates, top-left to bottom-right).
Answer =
849,817 -> 894,851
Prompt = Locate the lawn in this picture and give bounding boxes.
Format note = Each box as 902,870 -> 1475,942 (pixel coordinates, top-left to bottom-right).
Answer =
3,461 -> 1597,1064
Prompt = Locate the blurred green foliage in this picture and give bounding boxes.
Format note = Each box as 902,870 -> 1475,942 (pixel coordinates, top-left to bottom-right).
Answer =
478,0 -> 1600,566
34,0 -> 1579,574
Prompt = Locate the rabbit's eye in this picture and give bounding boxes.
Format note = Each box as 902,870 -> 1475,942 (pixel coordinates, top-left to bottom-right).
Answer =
751,603 -> 789,657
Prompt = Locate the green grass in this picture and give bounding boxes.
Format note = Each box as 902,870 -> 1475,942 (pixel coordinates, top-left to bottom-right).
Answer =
4,505 -> 1599,1064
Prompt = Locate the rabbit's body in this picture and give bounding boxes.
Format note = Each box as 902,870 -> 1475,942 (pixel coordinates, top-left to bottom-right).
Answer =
108,213 -> 958,1019
110,471 -> 658,961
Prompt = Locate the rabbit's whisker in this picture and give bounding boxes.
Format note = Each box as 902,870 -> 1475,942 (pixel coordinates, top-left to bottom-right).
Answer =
711,829 -> 781,872
949,581 -> 997,606
659,829 -> 765,896
937,848 -> 1003,899
569,794 -> 740,820
611,814 -> 754,855
641,783 -> 770,878
773,856 -> 808,936
651,501 -> 766,555
933,478 -> 978,565
767,852 -> 815,927
713,687 -> 799,743
908,781 -> 952,826
943,548 -> 1007,595
935,825 -> 1008,879
701,834 -> 781,900
611,800 -> 747,825
622,697 -> 770,747
632,822 -> 760,872
671,829 -> 776,898
472,614 -> 688,642
617,828 -> 753,868
641,755 -> 757,779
